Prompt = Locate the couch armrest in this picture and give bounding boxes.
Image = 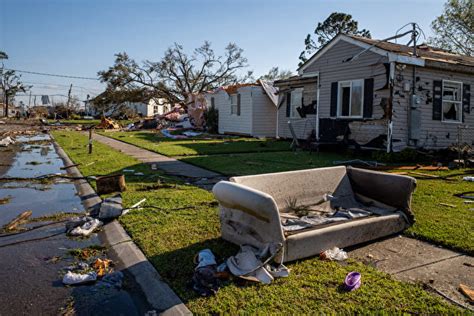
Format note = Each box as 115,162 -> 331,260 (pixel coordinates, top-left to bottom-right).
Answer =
213,181 -> 285,247
347,167 -> 416,223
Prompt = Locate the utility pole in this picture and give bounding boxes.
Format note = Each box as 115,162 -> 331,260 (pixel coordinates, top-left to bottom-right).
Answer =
66,84 -> 72,119
28,91 -> 32,108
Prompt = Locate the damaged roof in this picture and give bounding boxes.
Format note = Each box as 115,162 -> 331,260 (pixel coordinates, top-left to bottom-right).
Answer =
346,35 -> 474,67
299,33 -> 474,73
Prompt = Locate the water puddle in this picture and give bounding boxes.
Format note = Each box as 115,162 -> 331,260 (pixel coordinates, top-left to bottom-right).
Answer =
0,134 -> 84,226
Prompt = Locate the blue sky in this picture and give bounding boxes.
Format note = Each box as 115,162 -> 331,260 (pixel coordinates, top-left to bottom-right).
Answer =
1,0 -> 445,105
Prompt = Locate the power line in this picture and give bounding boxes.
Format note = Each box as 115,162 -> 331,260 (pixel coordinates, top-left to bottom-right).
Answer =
4,68 -> 99,80
22,81 -> 103,92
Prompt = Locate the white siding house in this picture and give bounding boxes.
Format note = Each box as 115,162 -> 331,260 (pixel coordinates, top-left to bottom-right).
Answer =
206,81 -> 278,137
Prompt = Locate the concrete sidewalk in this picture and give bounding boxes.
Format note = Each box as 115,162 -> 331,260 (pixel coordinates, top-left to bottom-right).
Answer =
350,236 -> 473,309
92,132 -> 227,190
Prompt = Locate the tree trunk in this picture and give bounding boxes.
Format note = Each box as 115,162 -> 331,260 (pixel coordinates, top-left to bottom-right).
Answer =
4,94 -> 8,118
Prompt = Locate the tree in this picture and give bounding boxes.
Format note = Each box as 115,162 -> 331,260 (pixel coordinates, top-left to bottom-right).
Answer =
429,0 -> 473,56
258,67 -> 293,81
299,12 -> 371,65
1,69 -> 28,117
98,42 -> 252,110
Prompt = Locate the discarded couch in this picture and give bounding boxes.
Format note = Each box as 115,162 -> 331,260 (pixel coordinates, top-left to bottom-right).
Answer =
212,166 -> 416,263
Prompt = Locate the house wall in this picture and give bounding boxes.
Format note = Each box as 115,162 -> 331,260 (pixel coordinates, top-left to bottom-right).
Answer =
277,83 -> 317,139
126,102 -> 149,116
278,39 -> 391,146
392,65 -> 474,150
149,98 -> 171,116
214,87 -> 253,135
251,87 -> 278,137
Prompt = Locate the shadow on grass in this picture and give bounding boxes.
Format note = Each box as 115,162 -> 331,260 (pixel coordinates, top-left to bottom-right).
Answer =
108,131 -> 292,156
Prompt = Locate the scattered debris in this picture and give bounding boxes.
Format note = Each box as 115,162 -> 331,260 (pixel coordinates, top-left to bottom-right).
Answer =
344,272 -> 361,291
191,249 -> 220,297
122,198 -> 146,215
0,136 -> 15,147
96,117 -> 120,129
96,174 -> 127,195
454,191 -> 474,200
3,210 -> 32,231
320,247 -> 348,261
333,159 -> 384,167
67,217 -> 103,237
226,243 -> 289,285
0,195 -> 12,205
459,284 -> 474,302
438,203 -> 456,208
97,195 -> 123,220
93,258 -> 113,277
463,176 -> 474,182
60,163 -> 80,170
63,271 -> 97,285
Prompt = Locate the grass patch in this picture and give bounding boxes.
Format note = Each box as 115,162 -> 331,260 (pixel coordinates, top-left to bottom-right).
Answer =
98,131 -> 291,156
403,170 -> 474,254
53,130 -> 460,314
181,151 -> 350,176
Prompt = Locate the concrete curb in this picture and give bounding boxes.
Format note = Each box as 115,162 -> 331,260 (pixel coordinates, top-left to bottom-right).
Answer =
52,136 -> 192,315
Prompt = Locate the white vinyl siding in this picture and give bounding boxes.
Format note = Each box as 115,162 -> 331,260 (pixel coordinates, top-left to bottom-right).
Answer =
278,39 -> 388,141
391,66 -> 473,150
230,94 -> 240,116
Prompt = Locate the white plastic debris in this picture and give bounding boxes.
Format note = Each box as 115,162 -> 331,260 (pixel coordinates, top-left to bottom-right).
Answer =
62,271 -> 97,285
463,176 -> 474,182
320,247 -> 348,261
69,218 -> 102,237
0,136 -> 15,147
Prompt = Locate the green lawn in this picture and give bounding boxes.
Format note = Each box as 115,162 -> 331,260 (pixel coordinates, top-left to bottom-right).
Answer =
52,130 -> 460,314
98,131 -> 292,156
405,170 -> 474,254
181,151 -> 349,176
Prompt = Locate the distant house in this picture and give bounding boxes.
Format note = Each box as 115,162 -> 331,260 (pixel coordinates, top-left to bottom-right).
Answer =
274,33 -> 473,151
206,80 -> 279,137
126,98 -> 171,117
90,92 -> 171,117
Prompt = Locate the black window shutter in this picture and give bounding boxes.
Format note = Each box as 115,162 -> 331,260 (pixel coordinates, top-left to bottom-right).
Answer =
330,82 -> 338,117
462,84 -> 471,122
432,80 -> 443,120
363,78 -> 374,118
237,93 -> 241,116
286,92 -> 291,117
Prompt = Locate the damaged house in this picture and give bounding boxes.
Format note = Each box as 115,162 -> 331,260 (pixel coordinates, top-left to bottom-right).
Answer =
275,33 -> 473,151
206,80 -> 279,137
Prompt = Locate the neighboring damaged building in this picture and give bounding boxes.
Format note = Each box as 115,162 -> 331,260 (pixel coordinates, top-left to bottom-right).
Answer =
206,80 -> 279,137
275,33 -> 473,151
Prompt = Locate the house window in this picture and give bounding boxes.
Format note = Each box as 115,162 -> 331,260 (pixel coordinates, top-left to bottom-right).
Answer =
290,88 -> 303,118
338,79 -> 363,118
230,94 -> 240,116
442,80 -> 462,123
211,97 -> 215,109
153,105 -> 158,114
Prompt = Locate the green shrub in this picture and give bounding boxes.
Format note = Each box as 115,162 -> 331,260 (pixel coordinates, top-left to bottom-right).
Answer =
204,106 -> 219,134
